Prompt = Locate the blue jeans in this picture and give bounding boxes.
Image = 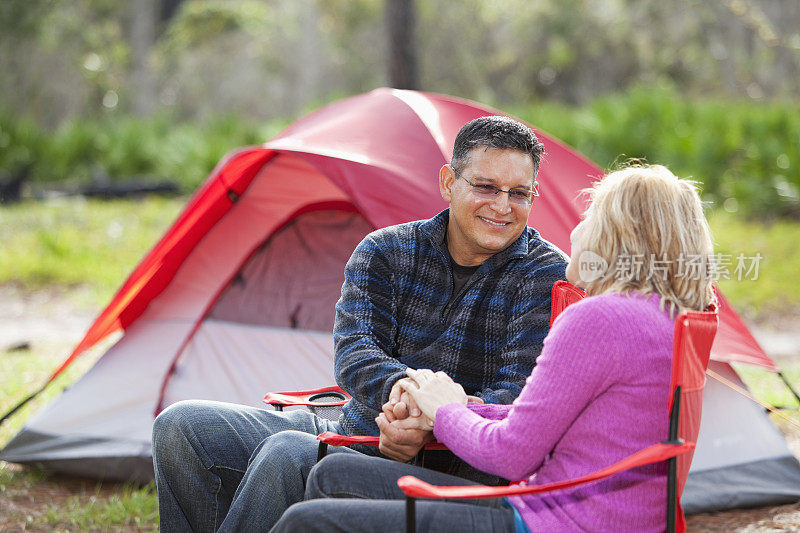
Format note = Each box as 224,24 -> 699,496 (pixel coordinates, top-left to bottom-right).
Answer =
271,453 -> 516,532
152,399 -> 358,532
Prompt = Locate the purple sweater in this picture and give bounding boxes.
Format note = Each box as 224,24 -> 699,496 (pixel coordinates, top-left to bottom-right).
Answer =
433,293 -> 674,532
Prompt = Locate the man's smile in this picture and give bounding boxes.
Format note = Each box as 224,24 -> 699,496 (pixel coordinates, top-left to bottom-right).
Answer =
478,216 -> 511,227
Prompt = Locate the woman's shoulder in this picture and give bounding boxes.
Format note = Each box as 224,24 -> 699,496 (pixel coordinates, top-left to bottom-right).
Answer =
552,292 -> 673,338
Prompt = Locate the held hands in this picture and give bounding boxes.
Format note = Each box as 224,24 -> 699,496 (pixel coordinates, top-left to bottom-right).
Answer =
375,412 -> 435,462
397,368 -> 469,423
377,369 -> 478,462
377,380 -> 435,462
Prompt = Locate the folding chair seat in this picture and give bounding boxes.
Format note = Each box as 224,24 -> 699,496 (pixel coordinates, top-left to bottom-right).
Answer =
396,305 -> 718,533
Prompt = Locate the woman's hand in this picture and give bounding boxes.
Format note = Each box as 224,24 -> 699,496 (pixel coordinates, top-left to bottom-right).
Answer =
398,368 -> 468,422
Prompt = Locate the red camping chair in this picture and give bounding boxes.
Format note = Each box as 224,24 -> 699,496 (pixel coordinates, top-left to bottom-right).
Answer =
396,306 -> 718,533
263,387 -> 450,463
263,281 -> 588,463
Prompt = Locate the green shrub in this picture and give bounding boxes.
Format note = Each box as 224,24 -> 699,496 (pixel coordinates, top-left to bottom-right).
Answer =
512,85 -> 800,219
2,87 -> 798,217
0,110 -> 48,184
2,113 -> 275,193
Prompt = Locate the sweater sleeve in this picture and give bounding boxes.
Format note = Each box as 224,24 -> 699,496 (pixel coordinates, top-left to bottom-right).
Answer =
433,298 -> 618,481
466,402 -> 512,420
477,261 -> 567,404
333,235 -> 407,411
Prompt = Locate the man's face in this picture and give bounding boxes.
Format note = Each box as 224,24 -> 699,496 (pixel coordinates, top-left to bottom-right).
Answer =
440,147 -> 535,266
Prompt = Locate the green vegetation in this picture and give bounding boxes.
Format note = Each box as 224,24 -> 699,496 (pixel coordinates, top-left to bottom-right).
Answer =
0,460 -> 158,531
0,110 -> 287,192
3,87 -> 797,218
0,196 -> 184,307
0,325 -> 158,530
42,482 -> 158,531
734,363 -> 800,411
709,210 -> 800,318
513,86 -> 800,219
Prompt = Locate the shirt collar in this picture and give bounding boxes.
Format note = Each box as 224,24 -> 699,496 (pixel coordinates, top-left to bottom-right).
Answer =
420,209 -> 531,270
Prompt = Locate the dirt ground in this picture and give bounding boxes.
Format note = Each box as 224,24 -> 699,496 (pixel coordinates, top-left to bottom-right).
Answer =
1,285 -> 800,531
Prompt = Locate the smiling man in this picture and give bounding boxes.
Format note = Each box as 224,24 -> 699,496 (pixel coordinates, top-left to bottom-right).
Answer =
152,116 -> 568,532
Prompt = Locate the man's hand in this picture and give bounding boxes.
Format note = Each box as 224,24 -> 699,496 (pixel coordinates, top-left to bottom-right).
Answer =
385,380 -> 422,420
375,413 -> 434,462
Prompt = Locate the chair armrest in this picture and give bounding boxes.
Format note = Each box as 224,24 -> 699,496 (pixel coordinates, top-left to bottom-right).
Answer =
397,441 -> 695,500
263,386 -> 351,408
317,431 -> 449,450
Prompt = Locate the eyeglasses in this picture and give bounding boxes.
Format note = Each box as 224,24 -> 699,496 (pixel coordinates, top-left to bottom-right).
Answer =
455,172 -> 539,205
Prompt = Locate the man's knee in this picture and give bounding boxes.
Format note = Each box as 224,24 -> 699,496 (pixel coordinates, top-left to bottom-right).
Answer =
251,430 -> 322,472
155,398 -> 219,436
152,400 -> 203,452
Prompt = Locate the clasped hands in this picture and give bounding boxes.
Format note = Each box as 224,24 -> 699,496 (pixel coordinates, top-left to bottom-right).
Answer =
376,368 -> 482,462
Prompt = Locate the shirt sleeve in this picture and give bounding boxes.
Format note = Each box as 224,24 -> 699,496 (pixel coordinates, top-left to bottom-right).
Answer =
477,261 -> 567,405
333,235 -> 407,412
433,299 -> 616,481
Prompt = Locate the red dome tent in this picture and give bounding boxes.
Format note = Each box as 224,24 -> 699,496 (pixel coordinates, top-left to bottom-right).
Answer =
2,88 -> 798,512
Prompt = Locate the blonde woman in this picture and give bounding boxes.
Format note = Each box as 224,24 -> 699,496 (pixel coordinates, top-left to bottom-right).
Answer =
271,165 -> 716,533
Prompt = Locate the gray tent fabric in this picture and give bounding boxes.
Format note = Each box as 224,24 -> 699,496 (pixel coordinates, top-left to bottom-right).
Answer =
0,430 -> 153,484
210,210 -> 372,332
682,361 -> 800,512
684,456 -> 800,513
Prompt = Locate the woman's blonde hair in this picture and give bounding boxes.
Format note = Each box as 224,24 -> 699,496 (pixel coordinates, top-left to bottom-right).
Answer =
579,164 -> 716,314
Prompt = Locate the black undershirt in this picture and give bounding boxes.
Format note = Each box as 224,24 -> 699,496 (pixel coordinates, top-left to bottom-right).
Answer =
450,258 -> 479,304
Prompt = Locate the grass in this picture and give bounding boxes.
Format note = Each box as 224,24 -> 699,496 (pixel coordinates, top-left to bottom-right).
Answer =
708,210 -> 800,320
0,461 -> 158,531
0,197 -> 179,530
1,339 -> 159,531
41,482 -> 159,531
734,363 -> 800,411
0,196 -> 185,308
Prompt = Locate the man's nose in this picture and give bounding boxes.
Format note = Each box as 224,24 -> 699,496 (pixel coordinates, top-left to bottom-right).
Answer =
489,191 -> 512,213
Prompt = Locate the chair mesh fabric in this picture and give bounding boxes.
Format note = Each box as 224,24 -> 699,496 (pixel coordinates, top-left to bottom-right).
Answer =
307,393 -> 349,421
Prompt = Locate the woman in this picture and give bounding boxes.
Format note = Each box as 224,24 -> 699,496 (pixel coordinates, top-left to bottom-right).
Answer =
271,164 -> 716,532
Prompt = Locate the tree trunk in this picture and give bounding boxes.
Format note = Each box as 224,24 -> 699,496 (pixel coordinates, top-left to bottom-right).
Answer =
385,0 -> 418,90
130,0 -> 157,116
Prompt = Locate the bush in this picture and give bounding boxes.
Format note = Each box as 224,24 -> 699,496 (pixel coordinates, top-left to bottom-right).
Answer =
512,86 -> 800,219
2,87 -> 798,217
0,111 -> 279,193
0,110 -> 48,194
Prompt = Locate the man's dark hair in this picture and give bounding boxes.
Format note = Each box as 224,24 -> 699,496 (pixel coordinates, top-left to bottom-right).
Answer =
451,116 -> 544,180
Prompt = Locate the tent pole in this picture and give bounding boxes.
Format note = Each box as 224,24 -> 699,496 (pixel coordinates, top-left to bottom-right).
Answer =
0,383 -> 49,426
777,371 -> 800,407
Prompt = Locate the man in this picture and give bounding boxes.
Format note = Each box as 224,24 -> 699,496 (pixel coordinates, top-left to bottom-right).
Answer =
152,116 -> 567,532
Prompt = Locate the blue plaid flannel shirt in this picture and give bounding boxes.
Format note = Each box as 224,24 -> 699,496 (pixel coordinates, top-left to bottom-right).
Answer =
334,209 -> 568,436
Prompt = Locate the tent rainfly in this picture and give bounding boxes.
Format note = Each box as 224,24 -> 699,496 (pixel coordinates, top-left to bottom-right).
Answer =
2,88 -> 799,513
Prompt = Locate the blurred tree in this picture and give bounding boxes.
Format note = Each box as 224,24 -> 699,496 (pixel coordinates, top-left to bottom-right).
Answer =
130,0 -> 158,116
1,0 -> 798,124
386,0 -> 418,89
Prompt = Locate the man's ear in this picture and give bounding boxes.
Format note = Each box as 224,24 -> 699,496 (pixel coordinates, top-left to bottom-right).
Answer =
439,164 -> 456,202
